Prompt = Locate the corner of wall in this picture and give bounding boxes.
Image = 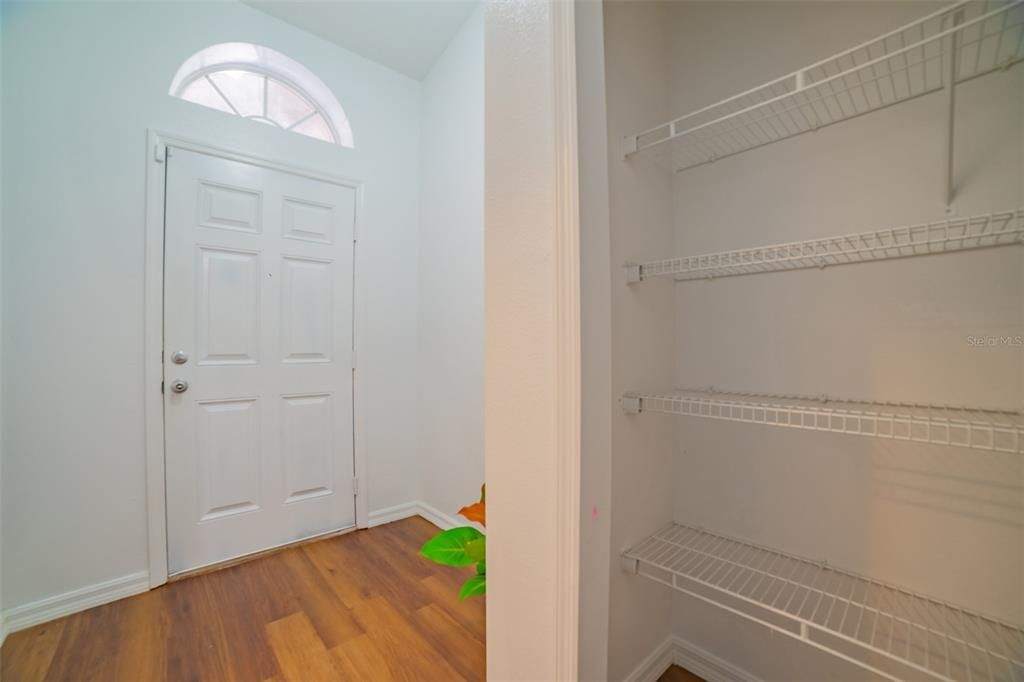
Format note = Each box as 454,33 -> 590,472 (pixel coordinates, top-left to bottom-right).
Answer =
367,500 -> 466,532
623,635 -> 761,682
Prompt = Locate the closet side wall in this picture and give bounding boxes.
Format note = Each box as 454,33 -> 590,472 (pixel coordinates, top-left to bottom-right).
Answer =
576,0 -> 613,678
665,1 -> 1023,677
604,2 -> 677,680
0,4 -> 4,644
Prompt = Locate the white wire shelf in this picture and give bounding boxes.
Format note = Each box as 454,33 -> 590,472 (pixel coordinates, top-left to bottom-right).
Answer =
623,0 -> 1024,172
621,389 -> 1024,454
623,522 -> 1024,681
625,209 -> 1024,283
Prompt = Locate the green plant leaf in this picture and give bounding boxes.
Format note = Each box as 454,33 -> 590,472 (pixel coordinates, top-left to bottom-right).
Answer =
465,536 -> 486,563
475,561 -> 486,575
420,527 -> 485,567
459,574 -> 486,600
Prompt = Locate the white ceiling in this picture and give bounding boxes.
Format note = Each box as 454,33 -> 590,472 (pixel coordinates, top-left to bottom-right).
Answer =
243,0 -> 480,80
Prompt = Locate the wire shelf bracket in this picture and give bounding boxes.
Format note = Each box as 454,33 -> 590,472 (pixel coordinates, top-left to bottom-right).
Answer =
622,1 -> 1024,178
624,522 -> 1024,682
621,389 -> 1024,454
625,209 -> 1024,283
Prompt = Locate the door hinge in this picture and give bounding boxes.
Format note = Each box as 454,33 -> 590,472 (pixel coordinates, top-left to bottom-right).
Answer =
154,143 -> 167,163
352,349 -> 357,371
353,477 -> 359,496
160,380 -> 165,394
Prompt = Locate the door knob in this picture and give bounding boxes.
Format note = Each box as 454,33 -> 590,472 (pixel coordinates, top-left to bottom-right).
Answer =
170,379 -> 189,394
171,351 -> 189,365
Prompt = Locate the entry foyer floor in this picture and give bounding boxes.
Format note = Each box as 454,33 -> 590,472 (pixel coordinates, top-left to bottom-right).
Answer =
1,517 -> 485,681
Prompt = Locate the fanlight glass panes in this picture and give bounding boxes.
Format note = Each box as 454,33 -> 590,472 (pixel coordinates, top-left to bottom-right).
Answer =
178,69 -> 338,145
208,70 -> 264,118
171,43 -> 354,148
180,77 -> 235,115
267,79 -> 315,129
291,114 -> 335,143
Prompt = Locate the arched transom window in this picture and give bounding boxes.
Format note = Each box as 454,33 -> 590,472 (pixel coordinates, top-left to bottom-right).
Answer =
170,43 -> 354,148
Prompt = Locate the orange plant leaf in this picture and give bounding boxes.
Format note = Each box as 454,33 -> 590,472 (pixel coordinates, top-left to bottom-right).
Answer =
458,501 -> 486,527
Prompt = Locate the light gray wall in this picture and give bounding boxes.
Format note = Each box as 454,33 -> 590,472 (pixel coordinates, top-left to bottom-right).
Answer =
603,2 -> 678,680
417,6 -> 485,521
0,1 -> 5,643
1,0 -> 421,613
665,1 -> 1023,678
575,0 -> 613,679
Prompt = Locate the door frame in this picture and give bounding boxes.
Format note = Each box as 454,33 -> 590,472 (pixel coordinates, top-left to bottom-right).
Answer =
143,129 -> 367,588
483,3 -> 580,679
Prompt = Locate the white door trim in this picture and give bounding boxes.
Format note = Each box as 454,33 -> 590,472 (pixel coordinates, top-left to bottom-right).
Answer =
143,129 -> 367,588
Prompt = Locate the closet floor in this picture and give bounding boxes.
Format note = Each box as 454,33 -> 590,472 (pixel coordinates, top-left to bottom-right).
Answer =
0,517 -> 485,682
659,665 -> 705,682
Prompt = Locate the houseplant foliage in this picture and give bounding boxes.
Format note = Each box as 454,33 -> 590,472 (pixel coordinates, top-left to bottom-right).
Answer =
420,485 -> 486,599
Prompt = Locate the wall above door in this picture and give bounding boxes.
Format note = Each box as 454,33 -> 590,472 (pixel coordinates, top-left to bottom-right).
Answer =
243,0 -> 479,80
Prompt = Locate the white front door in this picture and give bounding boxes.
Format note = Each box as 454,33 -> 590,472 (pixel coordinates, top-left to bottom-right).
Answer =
164,147 -> 356,575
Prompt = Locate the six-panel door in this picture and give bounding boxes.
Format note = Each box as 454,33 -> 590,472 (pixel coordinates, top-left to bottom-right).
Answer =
164,147 -> 356,575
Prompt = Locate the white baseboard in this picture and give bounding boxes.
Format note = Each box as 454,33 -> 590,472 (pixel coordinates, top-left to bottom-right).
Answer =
367,500 -> 470,531
1,571 -> 150,638
414,501 -> 464,530
0,504 -> 468,641
367,501 -> 421,527
672,636 -> 760,682
624,635 -> 760,682
623,635 -> 678,682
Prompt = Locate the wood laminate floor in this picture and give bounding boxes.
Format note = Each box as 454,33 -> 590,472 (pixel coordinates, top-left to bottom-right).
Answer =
0,517 -> 485,682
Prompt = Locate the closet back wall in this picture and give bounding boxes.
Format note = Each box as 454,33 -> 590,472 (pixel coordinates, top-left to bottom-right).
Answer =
1,0 -> 421,614
664,1 -> 1022,677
